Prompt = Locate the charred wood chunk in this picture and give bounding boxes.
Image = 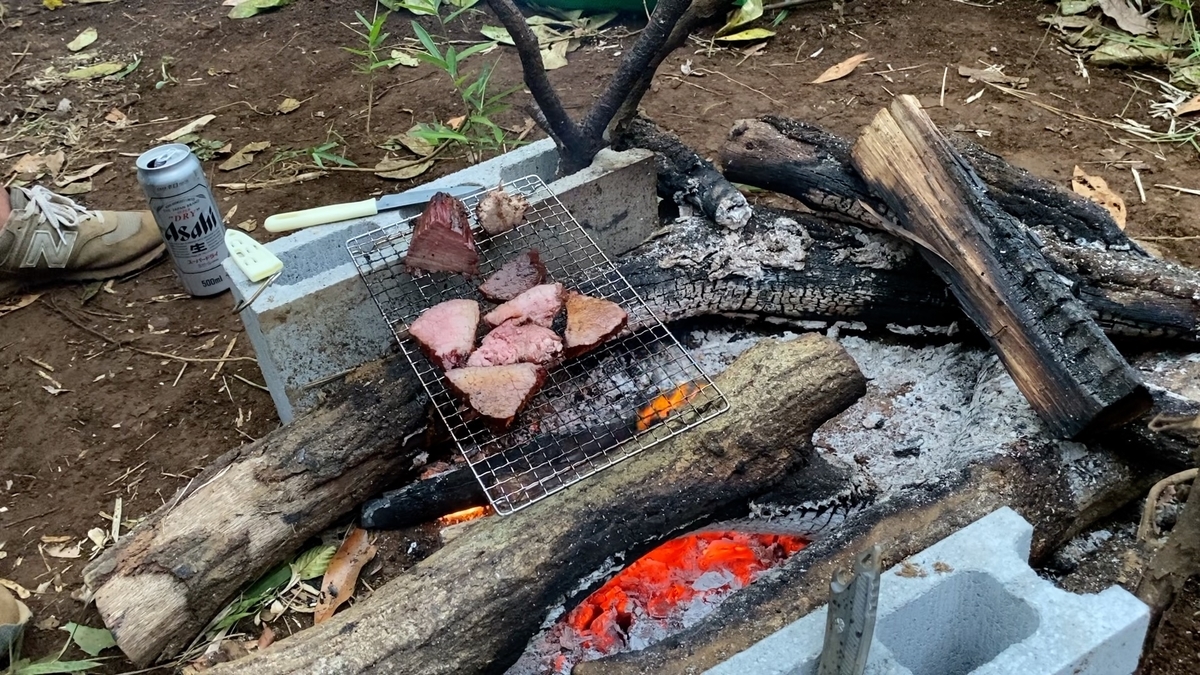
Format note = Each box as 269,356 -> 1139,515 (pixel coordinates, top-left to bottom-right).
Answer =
850,95 -> 1150,439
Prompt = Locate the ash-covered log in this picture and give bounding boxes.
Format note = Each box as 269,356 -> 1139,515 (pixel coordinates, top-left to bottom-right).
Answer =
208,335 -> 866,675
850,95 -> 1149,438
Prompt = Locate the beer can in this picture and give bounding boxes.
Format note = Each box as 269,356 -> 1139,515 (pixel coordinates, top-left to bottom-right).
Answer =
135,144 -> 230,296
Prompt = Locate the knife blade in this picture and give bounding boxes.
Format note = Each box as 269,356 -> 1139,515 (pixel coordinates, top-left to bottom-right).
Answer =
263,183 -> 484,233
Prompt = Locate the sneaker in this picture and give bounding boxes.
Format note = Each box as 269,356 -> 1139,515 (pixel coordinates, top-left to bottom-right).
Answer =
0,185 -> 165,297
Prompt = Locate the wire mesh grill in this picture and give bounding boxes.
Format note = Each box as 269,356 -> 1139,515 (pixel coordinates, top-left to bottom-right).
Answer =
346,175 -> 728,514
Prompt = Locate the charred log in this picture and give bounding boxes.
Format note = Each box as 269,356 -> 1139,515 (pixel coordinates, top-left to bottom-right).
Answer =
81,358 -> 428,667
615,115 -> 752,229
361,465 -> 482,530
850,95 -> 1149,438
720,116 -> 1200,344
208,336 -> 866,675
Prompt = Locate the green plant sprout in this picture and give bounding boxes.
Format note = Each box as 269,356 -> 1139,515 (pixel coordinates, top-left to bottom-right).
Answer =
344,8 -> 403,135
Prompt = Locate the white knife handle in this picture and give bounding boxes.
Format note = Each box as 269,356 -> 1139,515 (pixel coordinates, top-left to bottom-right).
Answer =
263,198 -> 379,233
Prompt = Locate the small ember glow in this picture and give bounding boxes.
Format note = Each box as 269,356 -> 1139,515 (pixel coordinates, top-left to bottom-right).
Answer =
636,382 -> 702,431
438,506 -> 489,525
513,530 -> 806,674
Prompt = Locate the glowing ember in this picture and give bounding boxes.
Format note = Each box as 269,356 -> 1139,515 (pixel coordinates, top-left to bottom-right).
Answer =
438,506 -> 489,525
512,530 -> 806,674
636,382 -> 702,431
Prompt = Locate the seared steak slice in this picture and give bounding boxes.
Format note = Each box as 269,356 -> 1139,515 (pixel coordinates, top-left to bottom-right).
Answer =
467,319 -> 563,367
478,249 -> 547,302
445,363 -> 546,427
564,292 -> 628,358
484,283 -> 564,328
404,192 -> 479,275
409,299 -> 479,370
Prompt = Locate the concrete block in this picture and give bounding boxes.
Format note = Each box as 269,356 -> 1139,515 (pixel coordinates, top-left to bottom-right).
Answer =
224,141 -> 658,423
705,507 -> 1149,675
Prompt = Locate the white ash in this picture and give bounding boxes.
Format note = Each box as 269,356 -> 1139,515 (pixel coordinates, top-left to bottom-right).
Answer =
831,230 -> 914,270
657,217 -> 813,280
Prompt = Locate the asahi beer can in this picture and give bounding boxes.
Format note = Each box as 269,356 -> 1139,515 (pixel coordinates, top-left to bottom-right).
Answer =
136,144 -> 230,296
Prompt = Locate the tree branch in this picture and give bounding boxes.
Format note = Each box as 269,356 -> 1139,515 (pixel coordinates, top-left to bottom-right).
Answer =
486,0 -> 586,162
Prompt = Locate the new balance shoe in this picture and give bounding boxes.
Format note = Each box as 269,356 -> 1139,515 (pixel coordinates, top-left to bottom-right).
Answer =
0,185 -> 165,297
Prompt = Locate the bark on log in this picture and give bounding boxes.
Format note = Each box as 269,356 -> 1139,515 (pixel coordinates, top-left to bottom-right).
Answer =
614,115 -> 752,228
720,115 -> 1200,344
850,95 -> 1150,438
209,335 -> 866,675
81,358 -> 428,666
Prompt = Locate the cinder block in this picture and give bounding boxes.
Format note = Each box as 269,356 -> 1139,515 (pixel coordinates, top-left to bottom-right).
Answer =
705,507 -> 1149,675
223,141 -> 658,422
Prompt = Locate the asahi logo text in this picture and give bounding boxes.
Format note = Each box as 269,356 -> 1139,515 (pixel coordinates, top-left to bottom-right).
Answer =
21,230 -> 77,269
162,208 -> 219,242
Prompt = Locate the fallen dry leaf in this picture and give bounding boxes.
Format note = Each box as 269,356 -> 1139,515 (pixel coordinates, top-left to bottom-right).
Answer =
55,162 -> 111,186
0,579 -> 31,600
811,52 -> 870,84
217,171 -> 324,192
1072,165 -> 1127,229
958,65 -> 1028,88
158,114 -> 217,142
1177,95 -> 1200,116
234,218 -> 258,232
219,141 -> 271,171
277,97 -> 301,114
0,292 -> 43,318
104,108 -> 128,125
67,27 -> 98,52
374,156 -> 434,180
313,527 -> 376,624
57,181 -> 92,195
257,625 -> 275,650
447,115 -> 466,131
1098,0 -> 1153,36
40,535 -> 72,544
44,543 -> 81,559
10,150 -> 66,179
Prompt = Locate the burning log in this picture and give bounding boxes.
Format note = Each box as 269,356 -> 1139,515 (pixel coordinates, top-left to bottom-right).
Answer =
719,115 -> 1200,345
81,358 -> 429,667
207,335 -> 866,675
848,95 -> 1150,438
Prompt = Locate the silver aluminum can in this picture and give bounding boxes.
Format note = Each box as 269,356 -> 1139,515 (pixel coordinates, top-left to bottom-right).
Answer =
135,144 -> 230,296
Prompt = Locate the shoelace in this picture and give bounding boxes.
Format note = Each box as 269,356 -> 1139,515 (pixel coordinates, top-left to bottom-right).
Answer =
16,185 -> 95,242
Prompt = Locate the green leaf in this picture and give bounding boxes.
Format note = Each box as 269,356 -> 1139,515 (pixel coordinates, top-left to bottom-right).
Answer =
393,0 -> 440,16
412,21 -> 442,60
229,0 -> 293,20
59,623 -> 116,657
1059,0 -> 1097,15
456,41 -> 495,62
12,659 -> 105,674
388,49 -> 421,68
291,544 -> 337,580
715,27 -> 776,42
771,9 -> 789,27
480,25 -> 514,46
717,0 -> 763,37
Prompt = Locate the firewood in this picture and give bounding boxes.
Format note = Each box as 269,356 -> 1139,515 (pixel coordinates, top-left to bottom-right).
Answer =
81,358 -> 428,667
720,116 -> 1200,345
207,336 -> 866,675
848,95 -> 1150,438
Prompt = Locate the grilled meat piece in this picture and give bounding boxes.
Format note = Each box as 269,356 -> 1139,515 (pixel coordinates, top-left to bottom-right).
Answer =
484,282 -> 564,328
564,292 -> 628,358
475,184 -> 530,235
467,319 -> 563,367
445,363 -> 546,427
404,192 -> 479,275
478,249 -> 547,302
409,299 -> 479,370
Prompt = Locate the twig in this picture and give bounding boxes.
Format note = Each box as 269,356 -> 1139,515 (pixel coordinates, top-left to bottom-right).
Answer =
1138,468 -> 1199,546
231,373 -> 269,392
940,66 -> 948,107
4,507 -> 60,527
3,42 -> 29,83
696,68 -> 783,105
1132,167 -> 1146,203
763,0 -> 827,9
1155,183 -> 1200,197
172,362 -> 187,387
211,337 -> 237,381
1136,235 -> 1200,241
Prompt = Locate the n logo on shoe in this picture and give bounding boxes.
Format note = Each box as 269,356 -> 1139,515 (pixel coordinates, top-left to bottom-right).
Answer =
21,230 -> 77,269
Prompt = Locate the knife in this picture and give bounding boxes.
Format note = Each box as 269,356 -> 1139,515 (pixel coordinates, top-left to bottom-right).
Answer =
263,183 -> 484,233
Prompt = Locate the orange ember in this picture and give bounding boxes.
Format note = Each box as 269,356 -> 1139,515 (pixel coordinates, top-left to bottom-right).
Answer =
437,506 -> 488,525
637,382 -> 702,431
558,531 -> 806,664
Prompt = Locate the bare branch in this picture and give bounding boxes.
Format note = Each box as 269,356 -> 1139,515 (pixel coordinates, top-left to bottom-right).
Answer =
486,0 -> 586,159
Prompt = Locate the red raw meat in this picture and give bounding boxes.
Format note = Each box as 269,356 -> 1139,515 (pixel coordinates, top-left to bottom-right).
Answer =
564,292 -> 628,358
478,249 -> 547,302
467,320 -> 563,367
484,283 -> 564,328
404,192 -> 479,275
445,363 -> 546,426
408,299 -> 479,370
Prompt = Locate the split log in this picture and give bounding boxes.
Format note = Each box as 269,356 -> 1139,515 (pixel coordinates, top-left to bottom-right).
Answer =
849,95 -> 1150,438
614,115 -> 752,229
360,464 -> 481,530
720,115 -> 1200,344
209,335 -> 866,675
82,358 -> 429,667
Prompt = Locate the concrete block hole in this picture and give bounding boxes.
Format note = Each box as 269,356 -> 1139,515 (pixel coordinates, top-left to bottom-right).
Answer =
876,571 -> 1039,675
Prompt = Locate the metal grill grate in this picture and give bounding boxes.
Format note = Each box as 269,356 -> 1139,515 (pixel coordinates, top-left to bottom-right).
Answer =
346,175 -> 728,514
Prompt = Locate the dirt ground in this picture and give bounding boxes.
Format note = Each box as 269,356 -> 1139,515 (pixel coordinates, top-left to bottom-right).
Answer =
1,0 -> 1198,672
